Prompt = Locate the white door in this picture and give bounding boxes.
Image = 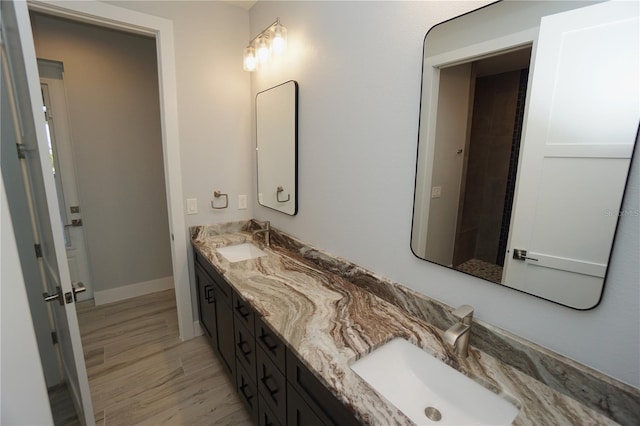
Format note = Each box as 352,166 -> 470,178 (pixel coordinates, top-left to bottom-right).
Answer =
40,61 -> 94,302
1,1 -> 95,424
503,1 -> 639,309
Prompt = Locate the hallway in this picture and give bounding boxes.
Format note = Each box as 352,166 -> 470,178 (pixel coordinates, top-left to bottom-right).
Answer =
75,290 -> 252,425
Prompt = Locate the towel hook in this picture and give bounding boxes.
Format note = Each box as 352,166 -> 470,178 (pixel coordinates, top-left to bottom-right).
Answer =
211,190 -> 229,209
276,186 -> 290,203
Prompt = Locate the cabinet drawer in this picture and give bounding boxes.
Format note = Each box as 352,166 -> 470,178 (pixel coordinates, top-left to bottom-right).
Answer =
257,346 -> 287,425
235,317 -> 257,378
236,362 -> 259,423
233,291 -> 255,333
287,385 -> 324,426
256,316 -> 286,373
259,395 -> 282,426
286,348 -> 360,426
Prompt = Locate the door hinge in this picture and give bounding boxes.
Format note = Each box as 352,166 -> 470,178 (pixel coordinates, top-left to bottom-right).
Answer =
34,243 -> 43,258
51,331 -> 58,345
16,143 -> 26,159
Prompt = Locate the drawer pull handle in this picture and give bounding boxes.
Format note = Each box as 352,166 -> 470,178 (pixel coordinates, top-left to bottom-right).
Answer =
239,382 -> 254,404
205,286 -> 215,303
235,304 -> 251,319
237,340 -> 252,358
261,375 -> 280,399
259,332 -> 279,353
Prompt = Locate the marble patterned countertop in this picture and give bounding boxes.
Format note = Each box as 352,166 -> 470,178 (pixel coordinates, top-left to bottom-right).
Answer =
191,225 -> 623,426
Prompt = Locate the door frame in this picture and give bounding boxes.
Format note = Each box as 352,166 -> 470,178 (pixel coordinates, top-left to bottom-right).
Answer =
28,0 -> 194,340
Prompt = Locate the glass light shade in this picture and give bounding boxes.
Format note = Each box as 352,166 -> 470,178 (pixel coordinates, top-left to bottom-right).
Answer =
243,46 -> 257,71
271,23 -> 287,55
257,35 -> 271,64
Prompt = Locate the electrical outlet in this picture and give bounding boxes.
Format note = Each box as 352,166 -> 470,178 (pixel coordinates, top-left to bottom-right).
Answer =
238,195 -> 247,210
431,186 -> 442,199
186,198 -> 198,214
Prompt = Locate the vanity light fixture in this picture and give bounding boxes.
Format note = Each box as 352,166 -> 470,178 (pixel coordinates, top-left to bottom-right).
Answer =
243,18 -> 287,72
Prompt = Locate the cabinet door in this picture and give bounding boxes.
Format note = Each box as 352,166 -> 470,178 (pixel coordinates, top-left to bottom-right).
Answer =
195,262 -> 217,342
216,294 -> 236,379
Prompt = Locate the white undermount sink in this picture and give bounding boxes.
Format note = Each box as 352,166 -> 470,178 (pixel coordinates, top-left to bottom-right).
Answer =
350,338 -> 519,425
216,242 -> 266,263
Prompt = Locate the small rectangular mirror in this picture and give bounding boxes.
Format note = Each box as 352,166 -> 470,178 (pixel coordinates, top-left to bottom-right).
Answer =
256,80 -> 298,215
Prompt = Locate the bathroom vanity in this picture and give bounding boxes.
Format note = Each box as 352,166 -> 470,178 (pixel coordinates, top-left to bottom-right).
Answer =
191,221 -> 638,425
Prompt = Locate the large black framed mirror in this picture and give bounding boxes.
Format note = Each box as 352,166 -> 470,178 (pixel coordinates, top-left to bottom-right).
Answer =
256,80 -> 298,215
411,0 -> 639,309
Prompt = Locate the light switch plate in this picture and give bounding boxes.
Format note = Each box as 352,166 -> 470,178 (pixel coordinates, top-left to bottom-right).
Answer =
186,198 -> 198,214
238,195 -> 247,210
431,186 -> 442,198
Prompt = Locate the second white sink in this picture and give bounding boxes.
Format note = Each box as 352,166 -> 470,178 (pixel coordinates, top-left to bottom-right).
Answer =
216,243 -> 266,263
350,338 -> 519,425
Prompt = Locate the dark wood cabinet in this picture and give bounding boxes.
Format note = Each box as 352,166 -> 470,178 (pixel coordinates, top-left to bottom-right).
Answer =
193,245 -> 360,426
194,262 -> 217,342
194,250 -> 235,379
257,346 -> 287,424
237,362 -> 259,422
286,348 -> 361,426
287,385 -> 324,426
216,294 -> 236,379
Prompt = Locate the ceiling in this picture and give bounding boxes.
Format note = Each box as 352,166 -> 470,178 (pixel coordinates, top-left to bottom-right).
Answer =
222,0 -> 257,10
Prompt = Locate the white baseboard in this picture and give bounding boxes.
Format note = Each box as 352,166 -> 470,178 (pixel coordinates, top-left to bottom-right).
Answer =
94,276 -> 174,306
193,321 -> 204,337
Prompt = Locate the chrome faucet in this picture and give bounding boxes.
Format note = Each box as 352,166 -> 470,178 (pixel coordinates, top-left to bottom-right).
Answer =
443,304 -> 474,358
252,220 -> 271,247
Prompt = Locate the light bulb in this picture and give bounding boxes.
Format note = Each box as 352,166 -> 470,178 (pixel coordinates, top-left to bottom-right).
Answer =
271,23 -> 287,55
243,46 -> 257,71
257,36 -> 271,64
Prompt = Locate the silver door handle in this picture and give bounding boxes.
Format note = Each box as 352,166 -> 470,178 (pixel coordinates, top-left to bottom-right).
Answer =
43,286 -> 64,306
72,282 -> 86,302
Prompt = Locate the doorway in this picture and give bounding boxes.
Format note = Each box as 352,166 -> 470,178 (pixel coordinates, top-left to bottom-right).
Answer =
451,48 -> 532,282
28,9 -> 179,424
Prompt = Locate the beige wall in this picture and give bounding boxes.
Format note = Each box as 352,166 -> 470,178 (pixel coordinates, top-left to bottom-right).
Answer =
31,13 -> 172,292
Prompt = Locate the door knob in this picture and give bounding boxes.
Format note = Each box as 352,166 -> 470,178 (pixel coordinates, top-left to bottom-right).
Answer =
43,286 -> 64,306
72,282 -> 86,302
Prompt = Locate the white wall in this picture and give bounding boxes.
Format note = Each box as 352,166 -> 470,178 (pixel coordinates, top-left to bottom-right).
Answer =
1,174 -> 53,426
249,1 -> 640,388
107,0 -> 253,227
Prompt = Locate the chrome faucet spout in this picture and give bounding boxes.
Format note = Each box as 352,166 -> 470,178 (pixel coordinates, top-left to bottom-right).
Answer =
252,220 -> 271,247
444,304 -> 474,358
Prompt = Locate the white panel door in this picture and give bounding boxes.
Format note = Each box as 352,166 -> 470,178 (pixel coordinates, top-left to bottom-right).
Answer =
40,64 -> 94,302
504,0 -> 639,309
1,1 -> 95,424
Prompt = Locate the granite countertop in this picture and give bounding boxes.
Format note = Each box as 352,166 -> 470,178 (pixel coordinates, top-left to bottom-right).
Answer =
191,228 -> 619,426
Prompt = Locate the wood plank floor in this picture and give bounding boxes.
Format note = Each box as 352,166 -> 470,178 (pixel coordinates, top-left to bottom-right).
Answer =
76,289 -> 252,426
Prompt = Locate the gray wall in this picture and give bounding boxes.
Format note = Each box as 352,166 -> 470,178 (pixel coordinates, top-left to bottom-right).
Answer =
31,14 -> 173,292
249,1 -> 640,388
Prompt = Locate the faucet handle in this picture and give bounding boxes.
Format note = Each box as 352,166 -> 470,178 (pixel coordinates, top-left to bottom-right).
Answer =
451,304 -> 474,322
